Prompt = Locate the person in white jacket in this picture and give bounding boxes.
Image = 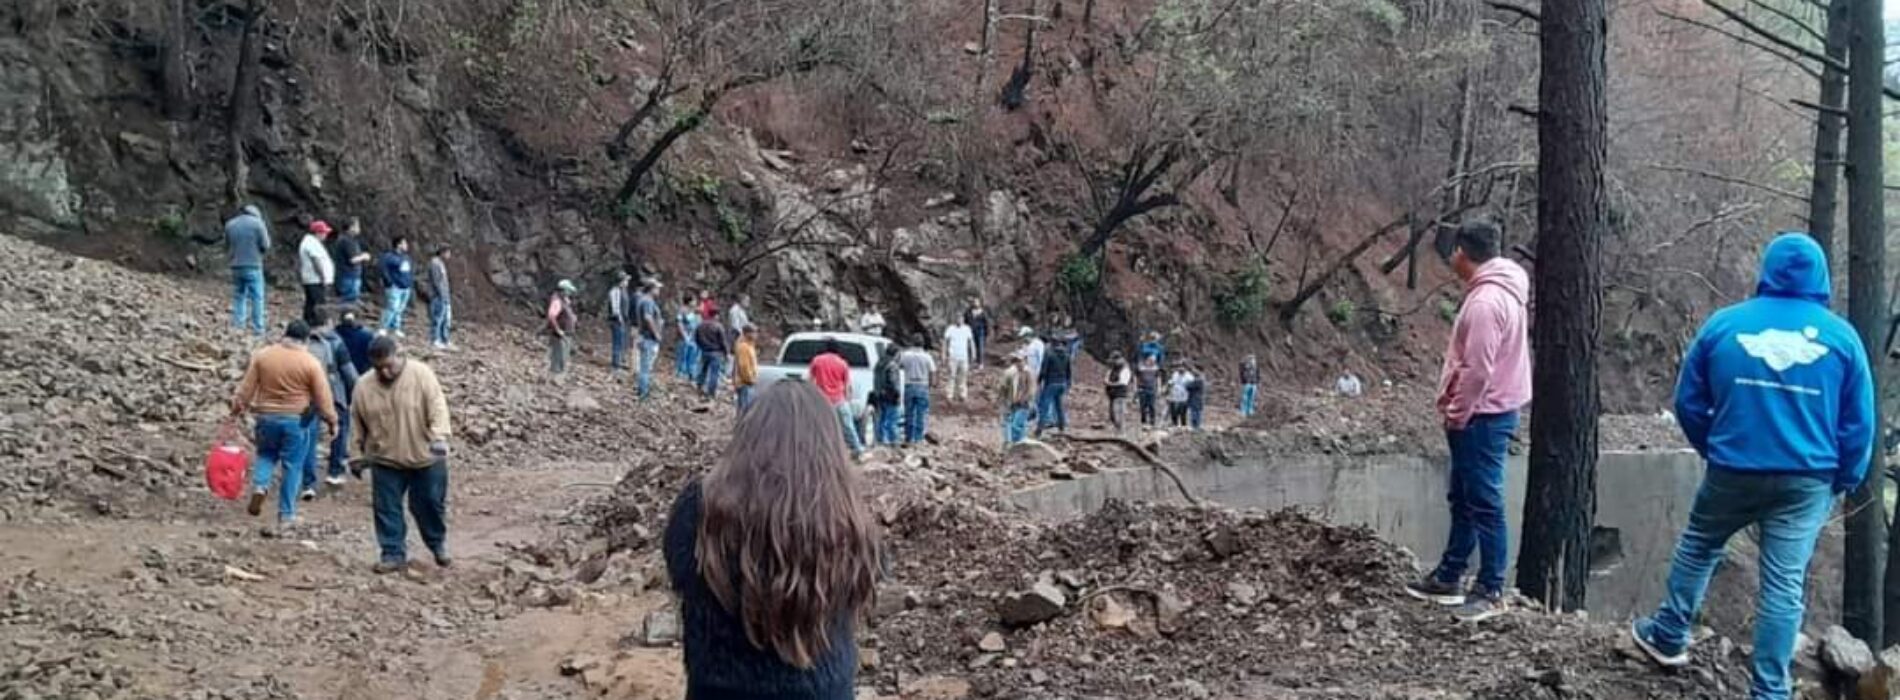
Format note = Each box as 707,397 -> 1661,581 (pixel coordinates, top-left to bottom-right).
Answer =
299,220 -> 337,326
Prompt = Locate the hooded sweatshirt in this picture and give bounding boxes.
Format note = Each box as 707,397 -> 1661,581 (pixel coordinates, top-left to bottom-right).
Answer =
225,206 -> 271,269
1436,257 -> 1533,429
1675,233 -> 1875,492
299,233 -> 336,285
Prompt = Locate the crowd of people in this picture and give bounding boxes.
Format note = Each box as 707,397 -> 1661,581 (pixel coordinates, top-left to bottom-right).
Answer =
214,202 -> 1856,700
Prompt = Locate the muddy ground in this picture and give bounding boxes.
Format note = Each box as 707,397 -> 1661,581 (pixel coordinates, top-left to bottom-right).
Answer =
0,234 -> 1756,699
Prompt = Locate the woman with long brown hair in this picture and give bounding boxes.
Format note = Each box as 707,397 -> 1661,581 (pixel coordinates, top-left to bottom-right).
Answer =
664,381 -> 881,699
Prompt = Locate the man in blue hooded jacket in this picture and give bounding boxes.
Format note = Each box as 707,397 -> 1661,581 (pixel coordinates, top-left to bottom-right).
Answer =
1629,233 -> 1874,700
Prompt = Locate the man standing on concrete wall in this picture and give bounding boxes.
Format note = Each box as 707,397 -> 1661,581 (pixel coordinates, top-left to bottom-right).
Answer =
1627,233 -> 1873,700
1402,218 -> 1532,623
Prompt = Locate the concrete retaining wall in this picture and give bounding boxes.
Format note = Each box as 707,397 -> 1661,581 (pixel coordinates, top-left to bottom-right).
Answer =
1008,449 -> 1707,619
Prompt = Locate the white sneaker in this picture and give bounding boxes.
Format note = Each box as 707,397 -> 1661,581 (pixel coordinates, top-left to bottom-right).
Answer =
323,475 -> 346,486
432,342 -> 449,351
299,488 -> 317,502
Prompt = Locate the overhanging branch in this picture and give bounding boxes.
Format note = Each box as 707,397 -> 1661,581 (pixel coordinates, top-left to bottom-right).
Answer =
1485,1 -> 1540,23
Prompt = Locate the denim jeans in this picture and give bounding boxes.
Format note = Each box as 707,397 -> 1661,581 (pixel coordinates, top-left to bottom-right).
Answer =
371,461 -> 449,563
1643,469 -> 1833,700
610,323 -> 629,370
676,342 -> 700,379
296,411 -> 323,492
1003,406 -> 1029,445
736,385 -> 755,415
1240,384 -> 1258,417
336,271 -> 362,305
231,267 -> 266,336
1430,411 -> 1518,596
834,404 -> 863,456
327,404 -> 351,479
637,339 -> 660,399
903,385 -> 930,444
429,298 -> 452,346
974,328 -> 988,366
1188,395 -> 1205,429
1109,396 -> 1127,432
382,287 -> 412,332
874,401 -> 901,445
251,413 -> 309,520
699,353 -> 726,397
1035,383 -> 1069,437
549,335 -> 570,375
1138,389 -> 1157,426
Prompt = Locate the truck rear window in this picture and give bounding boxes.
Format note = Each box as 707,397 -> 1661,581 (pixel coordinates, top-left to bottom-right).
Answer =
780,339 -> 872,368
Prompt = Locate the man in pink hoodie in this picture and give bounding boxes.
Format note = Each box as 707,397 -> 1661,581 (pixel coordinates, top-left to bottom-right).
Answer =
1403,218 -> 1532,623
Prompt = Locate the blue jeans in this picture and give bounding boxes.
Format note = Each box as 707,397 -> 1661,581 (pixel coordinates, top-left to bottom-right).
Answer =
336,271 -> 362,305
1035,383 -> 1069,436
1188,395 -> 1205,429
834,404 -> 863,456
1003,406 -> 1029,445
297,412 -> 322,492
637,339 -> 660,399
429,298 -> 452,346
327,404 -> 350,479
251,414 -> 309,520
610,323 -> 629,370
382,287 -> 412,332
699,353 -> 725,396
736,385 -> 755,415
1240,384 -> 1258,417
371,461 -> 449,563
903,385 -> 930,444
874,401 -> 902,445
676,341 -> 700,379
1642,470 -> 1833,700
231,267 -> 266,336
1430,411 -> 1518,596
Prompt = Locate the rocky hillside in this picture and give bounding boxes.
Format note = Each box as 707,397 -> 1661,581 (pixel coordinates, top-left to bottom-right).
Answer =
0,0 -> 1819,410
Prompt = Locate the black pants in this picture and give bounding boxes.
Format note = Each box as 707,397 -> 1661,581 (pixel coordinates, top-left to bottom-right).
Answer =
302,283 -> 326,325
1168,402 -> 1188,427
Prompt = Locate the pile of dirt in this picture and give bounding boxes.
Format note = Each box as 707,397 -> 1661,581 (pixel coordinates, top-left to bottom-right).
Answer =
864,499 -> 1749,699
0,235 -> 252,521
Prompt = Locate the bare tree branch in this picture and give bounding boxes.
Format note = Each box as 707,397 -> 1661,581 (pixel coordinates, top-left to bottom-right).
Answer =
1700,0 -> 1843,71
1485,1 -> 1540,23
1742,0 -> 1823,44
1656,9 -> 1822,82
1646,163 -> 1810,202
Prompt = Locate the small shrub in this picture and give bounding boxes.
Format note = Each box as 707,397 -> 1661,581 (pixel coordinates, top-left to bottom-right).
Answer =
1327,299 -> 1357,327
1213,263 -> 1270,329
718,202 -> 749,244
1437,299 -> 1459,323
1058,254 -> 1101,295
152,210 -> 185,240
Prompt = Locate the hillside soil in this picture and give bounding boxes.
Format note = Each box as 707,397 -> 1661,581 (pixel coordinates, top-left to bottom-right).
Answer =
2,234 -> 1739,700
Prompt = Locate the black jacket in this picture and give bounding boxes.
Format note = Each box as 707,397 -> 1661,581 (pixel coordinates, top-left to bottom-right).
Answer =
665,481 -> 858,700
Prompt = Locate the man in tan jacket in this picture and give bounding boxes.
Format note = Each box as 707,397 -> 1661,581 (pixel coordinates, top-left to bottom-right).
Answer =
231,320 -> 336,524
350,335 -> 453,573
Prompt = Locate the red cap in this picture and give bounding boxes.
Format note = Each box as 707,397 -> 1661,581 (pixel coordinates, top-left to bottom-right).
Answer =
310,220 -> 333,236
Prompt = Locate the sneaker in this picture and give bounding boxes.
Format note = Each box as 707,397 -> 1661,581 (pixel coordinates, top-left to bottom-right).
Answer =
372,559 -> 407,575
299,488 -> 317,502
246,490 -> 267,517
432,550 -> 453,568
1403,576 -> 1465,606
1452,590 -> 1508,623
1629,617 -> 1690,667
324,475 -> 346,486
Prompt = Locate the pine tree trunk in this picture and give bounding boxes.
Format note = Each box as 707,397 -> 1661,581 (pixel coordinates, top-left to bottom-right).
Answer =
1844,0 -> 1888,650
226,0 -> 265,207
1515,0 -> 1606,612
160,0 -> 191,121
1805,0 -> 1848,273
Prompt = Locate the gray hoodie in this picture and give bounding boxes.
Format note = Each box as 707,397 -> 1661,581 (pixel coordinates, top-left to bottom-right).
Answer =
225,205 -> 271,269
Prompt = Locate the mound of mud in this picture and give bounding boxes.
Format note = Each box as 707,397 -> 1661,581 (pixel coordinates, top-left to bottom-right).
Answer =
868,500 -> 1748,700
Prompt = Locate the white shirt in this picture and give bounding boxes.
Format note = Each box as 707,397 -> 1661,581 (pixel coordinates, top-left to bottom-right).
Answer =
944,324 -> 975,362
730,305 -> 751,333
1168,371 -> 1192,403
609,286 -> 629,323
1108,366 -> 1132,387
298,234 -> 335,285
1019,338 -> 1046,380
1336,373 -> 1364,397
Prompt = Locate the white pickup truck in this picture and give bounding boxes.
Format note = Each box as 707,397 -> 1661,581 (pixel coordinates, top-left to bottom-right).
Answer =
752,332 -> 894,430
